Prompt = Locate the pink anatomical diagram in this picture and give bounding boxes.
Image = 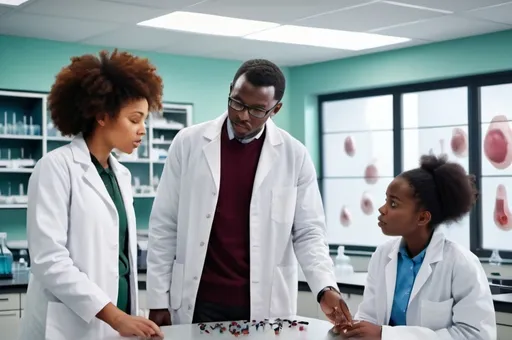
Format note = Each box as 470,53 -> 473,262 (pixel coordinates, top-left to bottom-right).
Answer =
364,161 -> 378,185
494,184 -> 512,231
344,136 -> 355,157
484,115 -> 512,170
451,128 -> 468,158
340,206 -> 351,227
360,192 -> 374,215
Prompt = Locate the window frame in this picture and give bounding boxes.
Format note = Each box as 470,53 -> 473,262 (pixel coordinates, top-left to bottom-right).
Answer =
318,70 -> 512,261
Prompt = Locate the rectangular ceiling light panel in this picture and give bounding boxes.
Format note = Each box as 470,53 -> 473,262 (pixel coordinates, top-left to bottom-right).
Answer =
0,0 -> 30,5
137,11 -> 279,37
244,25 -> 411,51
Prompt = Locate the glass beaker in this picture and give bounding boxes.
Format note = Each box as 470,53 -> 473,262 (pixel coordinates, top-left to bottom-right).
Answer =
0,232 -> 13,278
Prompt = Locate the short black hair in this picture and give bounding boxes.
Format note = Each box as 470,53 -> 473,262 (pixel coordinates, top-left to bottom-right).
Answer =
400,154 -> 479,228
232,59 -> 286,102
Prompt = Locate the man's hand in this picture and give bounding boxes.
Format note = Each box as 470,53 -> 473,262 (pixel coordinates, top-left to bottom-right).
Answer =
149,309 -> 172,327
319,289 -> 353,329
335,320 -> 382,339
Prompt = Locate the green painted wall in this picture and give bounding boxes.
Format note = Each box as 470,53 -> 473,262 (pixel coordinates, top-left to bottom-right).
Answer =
1,29 -> 512,240
0,35 -> 291,240
289,29 -> 512,173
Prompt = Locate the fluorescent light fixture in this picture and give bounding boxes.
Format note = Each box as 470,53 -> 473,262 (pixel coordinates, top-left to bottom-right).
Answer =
0,0 -> 30,5
244,25 -> 410,51
137,11 -> 279,37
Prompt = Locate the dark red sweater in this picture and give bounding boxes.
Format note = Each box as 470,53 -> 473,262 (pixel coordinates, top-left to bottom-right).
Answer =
196,121 -> 266,307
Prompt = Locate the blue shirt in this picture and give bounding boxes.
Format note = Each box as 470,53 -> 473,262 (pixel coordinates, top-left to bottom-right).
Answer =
389,245 -> 427,326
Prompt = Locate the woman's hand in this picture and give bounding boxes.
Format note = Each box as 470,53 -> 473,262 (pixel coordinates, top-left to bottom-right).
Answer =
97,302 -> 164,338
112,313 -> 164,338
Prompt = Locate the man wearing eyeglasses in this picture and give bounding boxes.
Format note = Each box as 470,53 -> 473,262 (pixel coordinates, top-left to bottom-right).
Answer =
146,59 -> 352,329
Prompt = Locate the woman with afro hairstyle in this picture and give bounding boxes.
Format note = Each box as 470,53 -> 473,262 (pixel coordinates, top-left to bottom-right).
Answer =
19,49 -> 165,340
336,154 -> 496,340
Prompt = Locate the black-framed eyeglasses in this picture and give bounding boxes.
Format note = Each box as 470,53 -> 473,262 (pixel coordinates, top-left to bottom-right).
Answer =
228,97 -> 278,119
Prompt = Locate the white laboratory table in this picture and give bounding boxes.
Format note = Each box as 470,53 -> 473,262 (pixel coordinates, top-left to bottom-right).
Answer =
103,317 -> 336,340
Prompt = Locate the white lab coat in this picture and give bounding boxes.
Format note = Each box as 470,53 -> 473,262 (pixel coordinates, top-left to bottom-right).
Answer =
19,135 -> 139,340
355,228 -> 497,340
146,112 -> 337,324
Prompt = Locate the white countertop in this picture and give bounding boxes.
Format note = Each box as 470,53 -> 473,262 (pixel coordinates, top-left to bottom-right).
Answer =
102,316 -> 335,340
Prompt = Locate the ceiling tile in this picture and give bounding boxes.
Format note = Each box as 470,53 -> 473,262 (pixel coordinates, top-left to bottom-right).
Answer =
0,5 -> 13,16
80,26 -> 183,50
372,15 -> 511,41
186,0 -> 373,23
384,0 -> 511,12
465,2 -> 512,25
98,0 -> 207,10
21,0 -> 170,24
0,13 -> 119,42
156,32 -> 354,66
295,1 -> 444,32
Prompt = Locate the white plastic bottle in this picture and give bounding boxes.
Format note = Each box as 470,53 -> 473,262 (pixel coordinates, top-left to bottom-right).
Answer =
335,246 -> 354,278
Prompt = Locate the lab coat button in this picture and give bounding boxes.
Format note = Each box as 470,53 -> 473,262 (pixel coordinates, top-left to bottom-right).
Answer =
206,213 -> 211,218
212,191 -> 216,196
200,242 -> 205,247
194,276 -> 198,280
188,305 -> 192,310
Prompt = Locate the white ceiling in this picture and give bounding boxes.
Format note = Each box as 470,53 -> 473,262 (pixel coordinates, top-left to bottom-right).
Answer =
0,0 -> 511,66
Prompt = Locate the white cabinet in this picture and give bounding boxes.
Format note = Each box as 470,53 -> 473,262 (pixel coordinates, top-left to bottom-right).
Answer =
297,291 -> 318,318
0,293 -> 22,339
296,290 -> 364,321
0,310 -> 20,339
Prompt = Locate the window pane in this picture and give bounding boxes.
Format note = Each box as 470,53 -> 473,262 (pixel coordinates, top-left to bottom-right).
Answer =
322,131 -> 394,178
402,126 -> 469,173
322,95 -> 393,133
481,177 -> 512,251
481,83 -> 512,124
402,87 -> 468,128
401,87 -> 470,249
322,178 -> 398,247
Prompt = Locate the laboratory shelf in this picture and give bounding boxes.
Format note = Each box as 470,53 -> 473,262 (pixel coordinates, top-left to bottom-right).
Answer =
0,90 -> 192,210
46,136 -> 72,142
0,135 -> 42,140
0,169 -> 32,174
133,193 -> 156,198
0,204 -> 27,209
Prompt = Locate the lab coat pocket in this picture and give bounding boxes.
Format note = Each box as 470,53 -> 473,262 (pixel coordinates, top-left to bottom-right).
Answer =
420,298 -> 454,330
271,187 -> 298,224
270,265 -> 297,318
45,301 -> 91,340
170,261 -> 184,310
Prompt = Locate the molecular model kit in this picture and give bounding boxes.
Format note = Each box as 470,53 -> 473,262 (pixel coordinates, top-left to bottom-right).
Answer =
198,318 -> 309,337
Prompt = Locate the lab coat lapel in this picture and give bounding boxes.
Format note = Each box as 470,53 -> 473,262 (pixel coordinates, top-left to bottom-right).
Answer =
70,135 -> 116,213
252,119 -> 282,194
202,113 -> 226,192
409,229 -> 445,305
384,242 -> 399,324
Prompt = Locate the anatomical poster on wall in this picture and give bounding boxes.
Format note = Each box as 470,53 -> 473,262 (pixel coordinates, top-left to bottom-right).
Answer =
479,82 -> 512,251
323,131 -> 397,247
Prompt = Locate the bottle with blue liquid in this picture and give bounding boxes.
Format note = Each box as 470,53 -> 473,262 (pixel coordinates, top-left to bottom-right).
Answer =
0,232 -> 13,279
